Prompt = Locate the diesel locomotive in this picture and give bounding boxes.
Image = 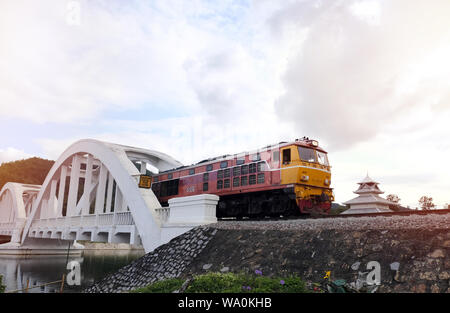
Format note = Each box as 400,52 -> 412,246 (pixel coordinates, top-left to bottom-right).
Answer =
150,138 -> 334,217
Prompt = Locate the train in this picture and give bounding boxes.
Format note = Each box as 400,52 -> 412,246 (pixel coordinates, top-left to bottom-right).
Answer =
150,137 -> 334,217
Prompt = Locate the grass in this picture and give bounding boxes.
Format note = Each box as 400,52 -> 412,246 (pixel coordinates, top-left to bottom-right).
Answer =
0,275 -> 5,293
132,272 -> 309,293
132,278 -> 185,293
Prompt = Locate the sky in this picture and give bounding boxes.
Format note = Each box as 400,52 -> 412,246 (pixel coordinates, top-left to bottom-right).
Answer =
0,0 -> 449,209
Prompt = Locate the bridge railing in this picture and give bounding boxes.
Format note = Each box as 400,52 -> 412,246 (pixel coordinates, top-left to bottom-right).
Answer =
70,216 -> 82,227
82,215 -> 96,227
97,213 -> 114,226
0,221 -> 16,235
115,212 -> 134,225
0,222 -> 15,229
155,207 -> 170,223
27,212 -> 135,231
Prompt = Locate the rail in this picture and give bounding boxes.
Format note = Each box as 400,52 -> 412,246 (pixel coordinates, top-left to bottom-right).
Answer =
217,208 -> 450,221
320,208 -> 450,219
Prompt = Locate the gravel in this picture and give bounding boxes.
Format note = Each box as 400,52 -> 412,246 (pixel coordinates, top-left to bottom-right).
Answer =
211,214 -> 450,231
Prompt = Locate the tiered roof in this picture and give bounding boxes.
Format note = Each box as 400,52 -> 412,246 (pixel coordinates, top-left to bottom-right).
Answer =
342,174 -> 396,214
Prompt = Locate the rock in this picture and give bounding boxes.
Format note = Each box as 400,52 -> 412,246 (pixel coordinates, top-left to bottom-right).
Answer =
438,271 -> 450,280
443,240 -> 450,248
428,249 -> 445,258
431,284 -> 440,293
202,263 -> 213,270
413,284 -> 427,293
444,260 -> 450,269
352,232 -> 361,238
220,267 -> 230,273
419,272 -> 436,280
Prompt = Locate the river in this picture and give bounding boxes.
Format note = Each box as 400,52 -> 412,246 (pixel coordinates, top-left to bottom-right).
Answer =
0,249 -> 145,293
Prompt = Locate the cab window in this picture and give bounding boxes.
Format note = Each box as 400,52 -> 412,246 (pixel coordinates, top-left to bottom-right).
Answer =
317,151 -> 329,166
282,149 -> 291,164
298,147 -> 316,162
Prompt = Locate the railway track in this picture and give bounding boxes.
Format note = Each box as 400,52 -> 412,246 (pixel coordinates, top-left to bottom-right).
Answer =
217,208 -> 450,222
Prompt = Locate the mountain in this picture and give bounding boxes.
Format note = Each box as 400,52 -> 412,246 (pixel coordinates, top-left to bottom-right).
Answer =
0,157 -> 55,190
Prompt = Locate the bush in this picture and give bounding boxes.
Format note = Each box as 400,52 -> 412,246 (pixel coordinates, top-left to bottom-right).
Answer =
132,278 -> 184,293
186,272 -> 308,293
0,275 -> 5,293
133,272 -> 309,293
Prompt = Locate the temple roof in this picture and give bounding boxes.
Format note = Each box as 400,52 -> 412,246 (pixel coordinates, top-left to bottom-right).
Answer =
344,194 -> 394,206
342,173 -> 396,214
358,174 -> 379,185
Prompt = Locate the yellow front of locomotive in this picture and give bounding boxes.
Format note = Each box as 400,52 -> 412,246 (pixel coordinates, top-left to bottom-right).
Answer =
280,140 -> 334,214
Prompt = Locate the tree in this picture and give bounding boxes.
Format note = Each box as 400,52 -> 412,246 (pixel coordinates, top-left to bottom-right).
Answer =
418,196 -> 436,210
386,194 -> 400,203
0,157 -> 54,190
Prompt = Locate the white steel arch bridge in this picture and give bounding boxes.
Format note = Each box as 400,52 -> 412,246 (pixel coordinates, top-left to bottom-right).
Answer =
0,139 -> 218,254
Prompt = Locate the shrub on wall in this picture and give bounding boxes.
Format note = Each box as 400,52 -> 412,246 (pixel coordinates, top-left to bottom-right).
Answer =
0,275 -> 5,293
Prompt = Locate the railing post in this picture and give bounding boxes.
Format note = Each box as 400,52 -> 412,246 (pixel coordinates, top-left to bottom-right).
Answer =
113,210 -> 117,226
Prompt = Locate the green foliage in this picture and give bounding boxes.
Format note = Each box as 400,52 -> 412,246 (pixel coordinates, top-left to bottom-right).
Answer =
0,157 -> 54,190
0,275 -> 5,293
186,272 -> 308,293
132,272 -> 309,293
132,278 -> 184,293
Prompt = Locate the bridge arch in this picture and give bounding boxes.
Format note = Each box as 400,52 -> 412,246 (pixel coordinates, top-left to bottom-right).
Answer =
21,139 -> 182,252
0,183 -> 40,241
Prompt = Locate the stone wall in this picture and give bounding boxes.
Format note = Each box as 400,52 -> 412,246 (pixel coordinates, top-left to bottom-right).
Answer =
186,227 -> 449,293
85,215 -> 450,293
84,227 -> 217,293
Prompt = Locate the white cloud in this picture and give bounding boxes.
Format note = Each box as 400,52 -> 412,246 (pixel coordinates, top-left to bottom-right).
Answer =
0,147 -> 33,164
272,0 -> 450,150
2,0 -> 448,210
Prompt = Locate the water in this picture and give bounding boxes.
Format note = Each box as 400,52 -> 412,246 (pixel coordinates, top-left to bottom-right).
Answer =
0,249 -> 145,293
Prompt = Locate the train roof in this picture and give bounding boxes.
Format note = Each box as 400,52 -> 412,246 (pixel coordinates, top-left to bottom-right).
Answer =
157,138 -> 327,174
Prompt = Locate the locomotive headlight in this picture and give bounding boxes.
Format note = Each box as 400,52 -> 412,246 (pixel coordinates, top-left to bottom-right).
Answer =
311,140 -> 319,147
301,175 -> 309,182
324,179 -> 330,186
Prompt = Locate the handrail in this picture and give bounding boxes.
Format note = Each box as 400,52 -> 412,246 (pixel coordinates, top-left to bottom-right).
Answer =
5,274 -> 66,293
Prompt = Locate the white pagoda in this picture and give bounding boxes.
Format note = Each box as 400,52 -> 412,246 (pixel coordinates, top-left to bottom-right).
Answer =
342,174 -> 395,214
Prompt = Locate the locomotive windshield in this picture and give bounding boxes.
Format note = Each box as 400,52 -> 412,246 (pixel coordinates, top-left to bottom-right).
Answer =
316,151 -> 329,166
298,147 -> 316,162
298,146 -> 329,166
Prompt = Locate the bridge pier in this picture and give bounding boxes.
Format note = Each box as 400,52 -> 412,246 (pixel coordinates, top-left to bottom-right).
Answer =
160,194 -> 219,245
